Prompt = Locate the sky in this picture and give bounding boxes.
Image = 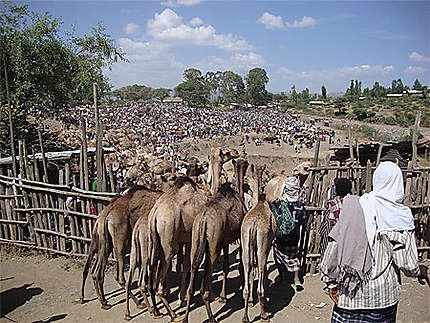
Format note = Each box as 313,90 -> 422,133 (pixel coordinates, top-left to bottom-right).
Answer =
22,0 -> 430,94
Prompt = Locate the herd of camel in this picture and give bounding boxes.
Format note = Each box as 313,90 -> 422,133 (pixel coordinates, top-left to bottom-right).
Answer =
79,147 -> 312,323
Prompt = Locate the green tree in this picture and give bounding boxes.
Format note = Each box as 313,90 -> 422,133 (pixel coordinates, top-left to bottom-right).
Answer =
413,79 -> 423,90
220,70 -> 245,104
321,85 -> 327,100
0,2 -> 126,155
175,68 -> 209,107
153,88 -> 172,100
245,68 -> 269,106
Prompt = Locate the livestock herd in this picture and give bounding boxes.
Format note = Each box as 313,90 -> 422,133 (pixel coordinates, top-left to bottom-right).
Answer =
80,147 -> 312,323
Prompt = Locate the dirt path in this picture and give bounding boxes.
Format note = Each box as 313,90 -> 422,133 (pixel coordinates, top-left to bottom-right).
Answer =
1,248 -> 429,323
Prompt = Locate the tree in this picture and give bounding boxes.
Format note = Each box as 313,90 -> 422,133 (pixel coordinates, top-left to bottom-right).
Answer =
0,2 -> 126,155
291,85 -> 298,104
0,2 -> 125,108
220,71 -> 245,104
245,68 -> 269,106
321,85 -> 327,100
413,79 -> 423,90
153,88 -> 172,100
183,68 -> 203,82
175,68 -> 209,107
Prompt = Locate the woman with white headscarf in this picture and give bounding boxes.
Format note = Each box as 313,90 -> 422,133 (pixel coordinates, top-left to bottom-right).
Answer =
272,176 -> 306,291
320,161 -> 429,322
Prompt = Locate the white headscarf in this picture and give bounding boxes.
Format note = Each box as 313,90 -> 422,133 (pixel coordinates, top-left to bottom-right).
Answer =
359,161 -> 414,253
282,176 -> 300,202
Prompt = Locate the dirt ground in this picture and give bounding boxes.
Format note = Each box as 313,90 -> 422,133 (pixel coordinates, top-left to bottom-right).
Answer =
1,247 -> 429,323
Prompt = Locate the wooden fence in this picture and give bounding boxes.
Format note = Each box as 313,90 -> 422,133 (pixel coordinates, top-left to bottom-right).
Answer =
1,156 -> 428,274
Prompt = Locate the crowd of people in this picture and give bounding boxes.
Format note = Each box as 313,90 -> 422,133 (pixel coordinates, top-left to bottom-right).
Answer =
29,102 -> 337,154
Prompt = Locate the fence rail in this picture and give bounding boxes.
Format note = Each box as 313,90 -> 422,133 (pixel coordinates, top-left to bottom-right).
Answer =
1,163 -> 428,274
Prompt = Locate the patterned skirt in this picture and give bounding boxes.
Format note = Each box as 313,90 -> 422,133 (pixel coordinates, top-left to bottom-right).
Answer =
331,304 -> 398,323
273,235 -> 300,272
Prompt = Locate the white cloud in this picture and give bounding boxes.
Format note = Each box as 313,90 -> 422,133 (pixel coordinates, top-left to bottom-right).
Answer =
189,17 -> 203,26
257,12 -> 284,30
404,66 -> 428,74
195,52 -> 267,73
409,52 -> 430,63
148,9 -> 253,51
123,23 -> 141,35
161,0 -> 204,7
177,0 -> 205,6
273,64 -> 395,93
286,16 -> 316,28
108,37 -> 185,88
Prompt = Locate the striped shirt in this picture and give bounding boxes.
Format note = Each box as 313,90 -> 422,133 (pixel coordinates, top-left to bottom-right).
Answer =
321,230 -> 420,310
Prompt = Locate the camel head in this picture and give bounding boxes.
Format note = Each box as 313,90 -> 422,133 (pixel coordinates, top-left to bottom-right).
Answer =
250,163 -> 266,201
210,147 -> 240,165
232,158 -> 249,198
208,147 -> 239,195
293,161 -> 312,187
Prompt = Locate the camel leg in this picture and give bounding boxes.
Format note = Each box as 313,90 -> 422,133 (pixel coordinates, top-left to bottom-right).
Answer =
241,258 -> 251,323
257,244 -> 271,322
92,253 -> 111,310
80,239 -> 97,303
124,253 -> 137,321
156,256 -> 178,321
201,251 -> 219,323
219,245 -> 229,303
249,266 -> 256,306
180,258 -> 198,323
179,243 -> 191,307
148,258 -> 163,319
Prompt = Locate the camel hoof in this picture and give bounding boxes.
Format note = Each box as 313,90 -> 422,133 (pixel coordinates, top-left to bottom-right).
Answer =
260,317 -> 270,322
101,303 -> 112,310
79,297 -> 86,304
152,312 -> 163,319
242,319 -> 250,323
218,296 -> 227,304
124,314 -> 132,321
137,302 -> 147,309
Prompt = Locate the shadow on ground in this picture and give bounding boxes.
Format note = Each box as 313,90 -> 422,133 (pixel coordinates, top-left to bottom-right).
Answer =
1,283 -> 43,317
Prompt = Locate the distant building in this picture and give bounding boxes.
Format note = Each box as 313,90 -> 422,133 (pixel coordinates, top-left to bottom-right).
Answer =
403,90 -> 423,96
163,97 -> 183,103
309,100 -> 325,105
386,93 -> 403,98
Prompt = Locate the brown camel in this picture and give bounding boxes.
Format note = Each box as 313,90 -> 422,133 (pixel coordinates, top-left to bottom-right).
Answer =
264,161 -> 312,204
80,186 -> 163,310
123,202 -> 156,321
147,147 -> 239,321
181,158 -> 248,323
241,164 -> 276,323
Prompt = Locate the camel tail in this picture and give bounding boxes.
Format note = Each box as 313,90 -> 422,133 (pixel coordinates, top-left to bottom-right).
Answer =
249,222 -> 258,269
148,213 -> 160,293
80,219 -> 100,302
191,217 -> 208,272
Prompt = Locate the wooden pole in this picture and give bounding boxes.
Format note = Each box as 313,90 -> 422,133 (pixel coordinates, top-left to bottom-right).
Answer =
376,144 -> 384,166
355,137 -> 360,164
412,110 -> 422,168
348,125 -> 354,161
38,130 -> 48,182
3,50 -> 17,177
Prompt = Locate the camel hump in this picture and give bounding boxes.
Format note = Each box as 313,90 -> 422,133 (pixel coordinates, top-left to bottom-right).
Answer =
216,182 -> 235,198
172,176 -> 197,191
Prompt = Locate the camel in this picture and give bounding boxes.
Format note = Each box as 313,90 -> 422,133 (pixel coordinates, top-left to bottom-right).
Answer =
264,161 -> 312,204
241,164 -> 276,323
123,202 -> 156,320
181,158 -> 248,323
80,186 -> 163,310
147,147 -> 239,321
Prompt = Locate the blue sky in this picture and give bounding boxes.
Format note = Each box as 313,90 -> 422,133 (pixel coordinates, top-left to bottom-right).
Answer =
23,0 -> 429,94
